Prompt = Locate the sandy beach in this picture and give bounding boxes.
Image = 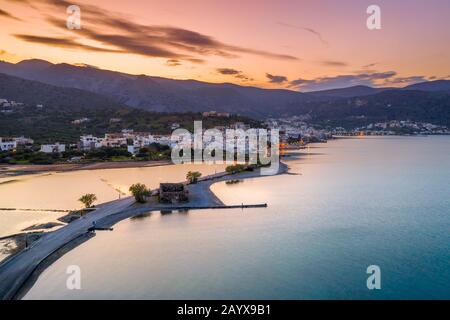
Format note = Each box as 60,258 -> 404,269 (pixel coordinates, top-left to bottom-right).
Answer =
0,162 -> 288,300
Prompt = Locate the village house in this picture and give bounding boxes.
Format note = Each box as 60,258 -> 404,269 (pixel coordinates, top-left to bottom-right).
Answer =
0,138 -> 17,152
101,133 -> 127,148
159,183 -> 189,203
202,111 -> 230,117
40,143 -> 66,153
13,136 -> 34,145
152,135 -> 172,147
79,135 -> 103,150
72,117 -> 90,125
127,145 -> 137,155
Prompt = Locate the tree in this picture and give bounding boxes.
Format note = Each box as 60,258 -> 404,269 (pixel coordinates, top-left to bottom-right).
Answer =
78,193 -> 97,208
129,183 -> 151,203
186,171 -> 202,184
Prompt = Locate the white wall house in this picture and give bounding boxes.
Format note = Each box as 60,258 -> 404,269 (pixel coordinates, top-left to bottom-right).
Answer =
72,118 -> 90,124
40,143 -> 66,153
13,136 -> 34,145
153,135 -> 172,146
127,145 -> 136,155
80,135 -> 103,150
132,135 -> 155,148
101,134 -> 127,148
0,138 -> 17,151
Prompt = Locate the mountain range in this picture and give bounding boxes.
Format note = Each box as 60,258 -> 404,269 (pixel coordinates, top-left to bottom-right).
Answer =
0,59 -> 450,126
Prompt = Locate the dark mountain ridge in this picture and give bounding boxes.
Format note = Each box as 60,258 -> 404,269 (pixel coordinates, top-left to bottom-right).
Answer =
0,59 -> 449,126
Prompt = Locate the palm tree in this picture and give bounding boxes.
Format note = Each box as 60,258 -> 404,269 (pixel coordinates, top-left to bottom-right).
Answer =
129,183 -> 151,203
186,171 -> 202,184
78,193 -> 97,208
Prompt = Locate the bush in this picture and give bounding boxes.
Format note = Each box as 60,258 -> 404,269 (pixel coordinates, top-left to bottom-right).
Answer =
129,183 -> 151,203
186,171 -> 202,184
225,164 -> 247,174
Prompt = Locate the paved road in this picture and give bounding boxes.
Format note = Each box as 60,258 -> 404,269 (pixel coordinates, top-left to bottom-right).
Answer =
0,197 -> 134,300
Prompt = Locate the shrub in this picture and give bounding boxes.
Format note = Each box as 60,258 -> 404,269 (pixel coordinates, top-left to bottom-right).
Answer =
225,164 -> 247,174
186,171 -> 202,184
129,183 -> 151,203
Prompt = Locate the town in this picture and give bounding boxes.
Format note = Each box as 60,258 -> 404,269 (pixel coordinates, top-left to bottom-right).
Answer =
266,117 -> 450,138
1,113 -> 449,165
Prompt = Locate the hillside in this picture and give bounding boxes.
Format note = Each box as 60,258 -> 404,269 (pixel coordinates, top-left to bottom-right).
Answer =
1,60 -> 450,127
307,85 -> 392,98
0,60 -> 320,117
300,89 -> 450,128
0,73 -> 260,143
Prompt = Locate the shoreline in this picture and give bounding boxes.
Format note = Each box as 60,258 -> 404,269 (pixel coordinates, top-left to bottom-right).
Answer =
0,160 -> 173,178
0,162 -> 288,300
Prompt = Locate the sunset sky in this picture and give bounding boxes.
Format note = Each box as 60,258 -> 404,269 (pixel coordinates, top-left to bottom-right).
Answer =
0,0 -> 450,91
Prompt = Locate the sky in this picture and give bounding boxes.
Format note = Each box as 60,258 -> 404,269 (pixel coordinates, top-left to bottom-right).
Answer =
0,0 -> 449,91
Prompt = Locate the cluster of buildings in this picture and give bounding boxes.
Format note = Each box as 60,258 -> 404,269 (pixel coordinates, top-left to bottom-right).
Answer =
332,121 -> 450,136
0,137 -> 67,154
0,98 -> 24,114
0,120 -> 258,157
79,130 -> 174,155
0,98 -> 44,114
264,117 -> 331,142
79,123 -> 255,155
265,117 -> 450,139
0,136 -> 34,151
4,118 -> 448,157
202,111 -> 231,118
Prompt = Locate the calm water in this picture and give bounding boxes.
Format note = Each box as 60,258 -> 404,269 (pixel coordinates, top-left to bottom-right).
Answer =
0,164 -> 225,237
23,136 -> 450,299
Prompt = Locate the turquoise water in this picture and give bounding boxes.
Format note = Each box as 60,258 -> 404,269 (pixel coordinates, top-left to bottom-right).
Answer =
24,136 -> 450,299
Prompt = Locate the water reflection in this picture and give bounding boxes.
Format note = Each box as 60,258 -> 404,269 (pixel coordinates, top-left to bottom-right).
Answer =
20,137 -> 450,299
0,163 -> 225,236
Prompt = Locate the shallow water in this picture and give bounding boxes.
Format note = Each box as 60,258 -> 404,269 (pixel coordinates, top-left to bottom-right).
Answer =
23,136 -> 450,299
0,164 -> 225,237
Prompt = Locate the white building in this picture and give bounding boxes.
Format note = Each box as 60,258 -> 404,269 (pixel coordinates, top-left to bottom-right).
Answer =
13,136 -> 34,145
72,117 -> 90,124
127,145 -> 137,155
171,123 -> 180,130
0,138 -> 17,151
80,135 -> 103,150
132,134 -> 155,148
40,143 -> 66,153
101,133 -> 127,148
152,135 -> 172,146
